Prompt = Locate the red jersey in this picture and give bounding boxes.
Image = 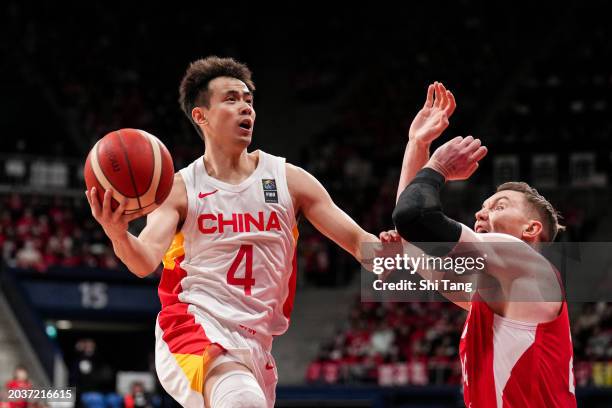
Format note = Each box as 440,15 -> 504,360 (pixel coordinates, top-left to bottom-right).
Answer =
459,295 -> 576,407
5,380 -> 31,408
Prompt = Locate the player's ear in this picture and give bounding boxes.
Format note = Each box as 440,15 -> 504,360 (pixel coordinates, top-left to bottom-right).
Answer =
522,219 -> 543,241
192,107 -> 208,125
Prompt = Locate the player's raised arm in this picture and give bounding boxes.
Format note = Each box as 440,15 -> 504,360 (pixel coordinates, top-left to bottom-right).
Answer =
86,173 -> 185,278
392,137 -> 486,309
393,135 -> 487,248
286,163 -> 378,264
396,82 -> 456,202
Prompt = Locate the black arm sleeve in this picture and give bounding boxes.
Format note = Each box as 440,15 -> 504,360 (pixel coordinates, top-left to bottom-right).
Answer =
392,168 -> 462,256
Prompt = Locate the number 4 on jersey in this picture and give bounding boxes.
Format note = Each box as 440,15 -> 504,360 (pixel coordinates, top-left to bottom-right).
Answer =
227,244 -> 256,295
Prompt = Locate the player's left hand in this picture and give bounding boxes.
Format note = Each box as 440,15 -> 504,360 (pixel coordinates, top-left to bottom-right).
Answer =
374,230 -> 403,281
427,135 -> 488,181
379,230 -> 401,243
408,82 -> 456,146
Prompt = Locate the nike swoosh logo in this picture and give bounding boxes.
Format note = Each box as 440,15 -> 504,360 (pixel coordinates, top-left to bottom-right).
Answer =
265,362 -> 275,370
198,189 -> 218,199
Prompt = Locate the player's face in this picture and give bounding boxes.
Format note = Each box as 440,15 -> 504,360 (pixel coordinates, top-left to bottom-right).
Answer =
474,190 -> 538,240
203,77 -> 255,147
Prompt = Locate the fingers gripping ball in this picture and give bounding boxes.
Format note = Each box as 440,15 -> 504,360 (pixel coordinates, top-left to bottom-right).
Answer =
84,129 -> 174,214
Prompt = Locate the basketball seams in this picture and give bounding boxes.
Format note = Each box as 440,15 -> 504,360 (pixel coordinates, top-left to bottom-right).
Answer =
117,129 -> 143,210
138,130 -> 157,196
92,140 -> 115,192
138,130 -> 163,207
154,139 -> 175,204
90,141 -> 129,204
91,138 -> 135,199
88,140 -> 140,213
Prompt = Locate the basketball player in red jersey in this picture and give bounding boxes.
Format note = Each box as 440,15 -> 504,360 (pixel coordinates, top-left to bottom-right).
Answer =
85,57 -> 390,408
385,82 -> 576,407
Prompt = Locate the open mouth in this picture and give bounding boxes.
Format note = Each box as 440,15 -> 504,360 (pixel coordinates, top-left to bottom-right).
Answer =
238,119 -> 252,130
475,226 -> 489,233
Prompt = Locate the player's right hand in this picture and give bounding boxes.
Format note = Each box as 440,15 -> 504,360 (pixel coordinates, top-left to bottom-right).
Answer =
85,187 -> 150,241
408,82 -> 456,145
426,135 -> 488,181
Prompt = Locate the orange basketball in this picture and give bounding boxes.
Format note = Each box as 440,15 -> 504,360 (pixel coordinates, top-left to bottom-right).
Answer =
84,129 -> 174,214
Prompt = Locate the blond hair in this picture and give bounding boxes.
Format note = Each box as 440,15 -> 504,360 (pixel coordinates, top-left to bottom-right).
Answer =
496,182 -> 565,241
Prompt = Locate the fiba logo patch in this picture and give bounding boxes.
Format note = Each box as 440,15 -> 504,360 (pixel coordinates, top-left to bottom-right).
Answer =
262,179 -> 276,190
262,179 -> 278,203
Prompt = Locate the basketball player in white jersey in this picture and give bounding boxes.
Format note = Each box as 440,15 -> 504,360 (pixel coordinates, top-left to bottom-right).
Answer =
384,83 -> 576,407
85,56 -> 386,408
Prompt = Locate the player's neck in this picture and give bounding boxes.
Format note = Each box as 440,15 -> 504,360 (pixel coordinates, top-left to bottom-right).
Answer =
202,144 -> 258,184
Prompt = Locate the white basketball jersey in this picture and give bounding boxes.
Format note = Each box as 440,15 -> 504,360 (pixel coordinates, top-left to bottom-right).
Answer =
159,151 -> 298,340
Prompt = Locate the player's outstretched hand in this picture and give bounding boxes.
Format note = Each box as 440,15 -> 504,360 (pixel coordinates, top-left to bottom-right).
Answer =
426,135 -> 488,181
85,187 -> 151,241
379,230 -> 401,243
408,82 -> 456,145
375,230 -> 403,281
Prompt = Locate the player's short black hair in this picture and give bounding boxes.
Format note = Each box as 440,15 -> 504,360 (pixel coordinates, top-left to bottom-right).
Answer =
178,56 -> 255,138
